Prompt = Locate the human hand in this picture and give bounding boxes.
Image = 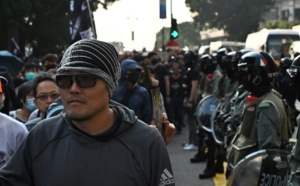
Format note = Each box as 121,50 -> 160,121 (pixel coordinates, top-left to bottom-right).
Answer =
151,113 -> 175,145
166,96 -> 171,104
162,113 -> 175,145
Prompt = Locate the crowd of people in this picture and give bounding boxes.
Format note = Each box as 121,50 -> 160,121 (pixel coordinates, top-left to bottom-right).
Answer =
1,38 -> 300,185
116,45 -> 300,184
0,39 -> 175,185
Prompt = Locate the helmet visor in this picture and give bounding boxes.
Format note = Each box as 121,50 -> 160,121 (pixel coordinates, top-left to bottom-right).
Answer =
287,67 -> 299,79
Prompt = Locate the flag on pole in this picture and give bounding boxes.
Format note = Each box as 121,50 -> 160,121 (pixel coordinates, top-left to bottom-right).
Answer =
70,0 -> 97,44
11,38 -> 22,58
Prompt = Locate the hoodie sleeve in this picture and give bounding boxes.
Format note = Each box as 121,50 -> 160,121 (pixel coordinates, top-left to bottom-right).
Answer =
0,135 -> 34,186
148,133 -> 175,186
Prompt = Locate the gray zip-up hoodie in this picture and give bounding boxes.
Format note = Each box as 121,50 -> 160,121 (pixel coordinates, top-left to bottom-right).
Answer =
0,101 -> 175,186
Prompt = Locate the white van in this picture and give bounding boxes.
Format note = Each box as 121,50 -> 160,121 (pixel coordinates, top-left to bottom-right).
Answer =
289,41 -> 300,59
245,28 -> 300,62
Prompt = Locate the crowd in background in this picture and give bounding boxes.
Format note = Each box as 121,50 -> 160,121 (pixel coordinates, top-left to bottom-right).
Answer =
1,43 -> 300,184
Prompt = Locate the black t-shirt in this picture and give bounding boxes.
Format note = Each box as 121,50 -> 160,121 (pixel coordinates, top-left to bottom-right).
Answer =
150,64 -> 169,97
183,68 -> 199,97
170,75 -> 184,97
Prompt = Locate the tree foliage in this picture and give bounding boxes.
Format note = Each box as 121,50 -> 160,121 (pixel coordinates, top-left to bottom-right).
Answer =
156,22 -> 201,50
185,0 -> 273,42
0,0 -> 118,58
265,20 -> 296,29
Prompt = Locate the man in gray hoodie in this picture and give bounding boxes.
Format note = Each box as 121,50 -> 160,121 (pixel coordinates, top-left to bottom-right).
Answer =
0,39 -> 175,186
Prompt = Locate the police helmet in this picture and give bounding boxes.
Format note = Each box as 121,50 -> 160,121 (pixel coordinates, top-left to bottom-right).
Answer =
223,51 -> 237,66
287,55 -> 300,80
184,50 -> 197,68
238,51 -> 278,87
222,51 -> 237,79
184,50 -> 197,62
200,54 -> 217,74
232,49 -> 253,67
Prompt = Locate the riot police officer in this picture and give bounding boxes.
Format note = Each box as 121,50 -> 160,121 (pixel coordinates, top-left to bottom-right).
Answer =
287,55 -> 300,185
226,51 -> 291,179
194,54 -> 223,179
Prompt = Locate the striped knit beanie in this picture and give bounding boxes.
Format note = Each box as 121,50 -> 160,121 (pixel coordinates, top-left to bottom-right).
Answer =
57,39 -> 121,95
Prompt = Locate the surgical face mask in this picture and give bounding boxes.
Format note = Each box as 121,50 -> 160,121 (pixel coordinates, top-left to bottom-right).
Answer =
25,98 -> 37,112
25,72 -> 37,81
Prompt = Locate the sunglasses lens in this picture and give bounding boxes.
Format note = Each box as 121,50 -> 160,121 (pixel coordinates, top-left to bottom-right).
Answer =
56,75 -> 97,88
56,75 -> 72,88
76,75 -> 97,88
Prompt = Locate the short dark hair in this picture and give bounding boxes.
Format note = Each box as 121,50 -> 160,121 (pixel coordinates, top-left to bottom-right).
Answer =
42,53 -> 58,64
24,62 -> 39,70
33,72 -> 56,98
147,52 -> 157,59
17,81 -> 33,103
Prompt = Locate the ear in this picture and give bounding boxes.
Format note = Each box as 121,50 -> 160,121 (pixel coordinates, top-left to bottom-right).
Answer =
34,98 -> 38,106
20,99 -> 25,105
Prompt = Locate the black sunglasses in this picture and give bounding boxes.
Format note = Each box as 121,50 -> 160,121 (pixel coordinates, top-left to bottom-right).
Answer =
56,74 -> 99,89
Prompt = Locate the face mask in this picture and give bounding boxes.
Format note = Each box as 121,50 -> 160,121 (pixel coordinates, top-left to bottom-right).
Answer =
25,98 -> 37,111
45,64 -> 57,71
125,70 -> 140,85
140,72 -> 145,79
25,72 -> 37,81
151,59 -> 159,66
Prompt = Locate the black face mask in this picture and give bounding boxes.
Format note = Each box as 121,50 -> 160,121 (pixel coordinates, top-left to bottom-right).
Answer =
125,70 -> 140,85
151,59 -> 159,66
139,72 -> 145,79
45,64 -> 57,71
242,72 -> 270,97
185,61 -> 192,68
226,69 -> 236,80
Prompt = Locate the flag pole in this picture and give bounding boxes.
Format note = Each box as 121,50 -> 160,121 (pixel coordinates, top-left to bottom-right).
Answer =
86,0 -> 97,39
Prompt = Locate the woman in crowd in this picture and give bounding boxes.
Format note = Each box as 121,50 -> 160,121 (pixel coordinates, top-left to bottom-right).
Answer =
9,81 -> 36,123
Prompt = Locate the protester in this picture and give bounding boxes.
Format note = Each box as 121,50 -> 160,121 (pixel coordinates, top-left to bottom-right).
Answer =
9,81 -> 36,123
0,76 -> 28,168
148,52 -> 171,115
25,72 -> 59,130
112,59 -> 152,124
138,61 -> 159,91
0,66 -> 20,112
0,39 -> 175,186
23,62 -> 39,81
41,53 -> 59,72
182,50 -> 200,151
169,62 -> 185,134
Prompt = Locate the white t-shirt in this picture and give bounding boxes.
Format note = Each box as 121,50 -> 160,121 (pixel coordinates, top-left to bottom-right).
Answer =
0,113 -> 28,168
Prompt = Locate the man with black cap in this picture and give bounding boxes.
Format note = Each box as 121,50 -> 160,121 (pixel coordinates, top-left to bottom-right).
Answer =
0,39 -> 175,186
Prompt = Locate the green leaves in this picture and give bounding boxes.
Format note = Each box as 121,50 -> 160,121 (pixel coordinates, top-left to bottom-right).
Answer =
0,0 -> 119,57
185,0 -> 273,41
